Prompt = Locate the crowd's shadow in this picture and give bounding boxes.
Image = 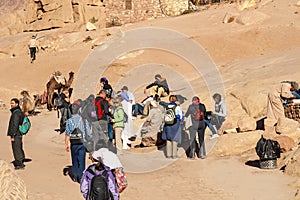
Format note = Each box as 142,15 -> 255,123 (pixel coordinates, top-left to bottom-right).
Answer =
245,160 -> 260,168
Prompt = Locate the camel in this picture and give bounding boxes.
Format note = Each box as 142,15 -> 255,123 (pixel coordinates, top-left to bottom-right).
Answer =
20,90 -> 35,116
46,71 -> 74,110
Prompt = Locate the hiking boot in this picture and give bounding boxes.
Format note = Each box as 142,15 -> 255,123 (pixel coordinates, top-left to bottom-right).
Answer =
15,165 -> 25,170
129,136 -> 137,141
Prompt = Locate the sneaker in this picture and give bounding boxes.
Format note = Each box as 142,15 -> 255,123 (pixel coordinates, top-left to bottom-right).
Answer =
132,116 -> 137,120
199,155 -> 206,159
210,134 -> 219,140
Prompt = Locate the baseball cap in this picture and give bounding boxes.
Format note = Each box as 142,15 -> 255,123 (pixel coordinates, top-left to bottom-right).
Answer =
121,86 -> 128,91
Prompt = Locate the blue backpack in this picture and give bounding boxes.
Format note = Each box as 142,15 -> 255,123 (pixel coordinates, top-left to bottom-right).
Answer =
19,116 -> 31,135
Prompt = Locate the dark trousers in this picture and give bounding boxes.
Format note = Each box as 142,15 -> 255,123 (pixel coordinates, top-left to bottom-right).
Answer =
189,121 -> 206,158
71,144 -> 86,181
132,104 -> 144,117
29,47 -> 36,60
11,136 -> 25,167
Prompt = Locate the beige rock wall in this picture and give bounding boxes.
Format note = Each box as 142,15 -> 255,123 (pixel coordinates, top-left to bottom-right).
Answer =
104,0 -> 188,26
0,0 -> 188,36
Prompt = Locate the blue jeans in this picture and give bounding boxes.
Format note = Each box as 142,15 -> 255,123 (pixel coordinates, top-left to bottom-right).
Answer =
71,144 -> 86,182
205,120 -> 217,135
132,104 -> 144,117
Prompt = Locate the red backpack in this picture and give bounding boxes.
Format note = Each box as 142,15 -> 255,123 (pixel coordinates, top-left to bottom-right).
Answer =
94,98 -> 104,120
193,107 -> 204,121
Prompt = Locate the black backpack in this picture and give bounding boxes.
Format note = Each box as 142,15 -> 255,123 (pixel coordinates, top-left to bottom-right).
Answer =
70,128 -> 83,145
55,94 -> 64,109
87,168 -> 111,200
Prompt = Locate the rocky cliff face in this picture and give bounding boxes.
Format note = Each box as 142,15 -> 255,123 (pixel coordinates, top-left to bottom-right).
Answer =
0,0 -> 189,37
0,0 -> 106,37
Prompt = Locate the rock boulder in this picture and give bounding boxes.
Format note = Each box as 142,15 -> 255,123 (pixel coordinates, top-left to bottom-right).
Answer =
0,160 -> 28,199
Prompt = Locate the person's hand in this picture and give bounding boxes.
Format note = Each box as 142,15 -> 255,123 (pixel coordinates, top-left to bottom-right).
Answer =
10,137 -> 14,142
65,145 -> 70,152
144,88 -> 147,94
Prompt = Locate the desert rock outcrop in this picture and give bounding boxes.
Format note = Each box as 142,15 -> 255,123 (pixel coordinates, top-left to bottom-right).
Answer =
0,160 -> 28,199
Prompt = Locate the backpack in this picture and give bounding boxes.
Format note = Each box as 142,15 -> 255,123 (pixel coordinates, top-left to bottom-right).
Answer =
192,106 -> 204,121
115,168 -> 128,193
55,94 -> 64,109
13,109 -> 31,135
116,108 -> 128,123
87,168 -> 110,200
19,116 -> 31,135
164,106 -> 177,125
70,127 -> 83,145
81,98 -> 98,123
94,98 -> 104,120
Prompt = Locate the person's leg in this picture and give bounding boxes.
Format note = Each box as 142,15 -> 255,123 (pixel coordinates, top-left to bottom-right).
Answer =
166,140 -> 172,158
188,129 -> 196,158
77,145 -> 86,182
32,47 -> 36,60
29,47 -> 34,60
142,101 -> 151,116
70,144 -> 79,181
138,104 -> 144,115
205,120 -> 217,135
172,141 -> 178,158
157,87 -> 168,97
12,136 -> 25,167
149,85 -> 158,97
214,116 -> 225,130
115,127 -> 123,151
197,126 -> 206,158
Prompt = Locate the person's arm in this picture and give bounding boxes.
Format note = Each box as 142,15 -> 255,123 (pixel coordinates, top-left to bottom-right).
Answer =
65,119 -> 72,151
7,111 -> 21,140
175,106 -> 183,120
184,105 -> 191,118
80,171 -> 89,199
65,135 -> 70,152
145,82 -> 157,90
202,104 -> 207,120
107,171 -> 120,200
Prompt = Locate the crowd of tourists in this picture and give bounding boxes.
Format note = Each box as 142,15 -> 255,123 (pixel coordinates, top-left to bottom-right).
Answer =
7,73 -> 228,199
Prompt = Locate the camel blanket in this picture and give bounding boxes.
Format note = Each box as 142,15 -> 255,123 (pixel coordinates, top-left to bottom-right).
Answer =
49,71 -> 66,85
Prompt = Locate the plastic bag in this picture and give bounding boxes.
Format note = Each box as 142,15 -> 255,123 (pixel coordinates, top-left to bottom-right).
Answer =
255,136 -> 281,160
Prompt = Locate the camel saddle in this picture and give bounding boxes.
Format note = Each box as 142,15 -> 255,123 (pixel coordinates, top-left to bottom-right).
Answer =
49,71 -> 66,85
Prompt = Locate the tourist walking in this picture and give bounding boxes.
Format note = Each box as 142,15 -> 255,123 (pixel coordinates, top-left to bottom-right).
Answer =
28,35 -> 38,63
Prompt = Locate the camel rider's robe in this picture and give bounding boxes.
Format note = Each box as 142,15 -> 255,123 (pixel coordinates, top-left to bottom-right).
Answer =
267,82 -> 294,121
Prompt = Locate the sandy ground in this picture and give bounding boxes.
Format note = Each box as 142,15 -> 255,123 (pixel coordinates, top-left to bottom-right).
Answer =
1,0 -> 300,199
